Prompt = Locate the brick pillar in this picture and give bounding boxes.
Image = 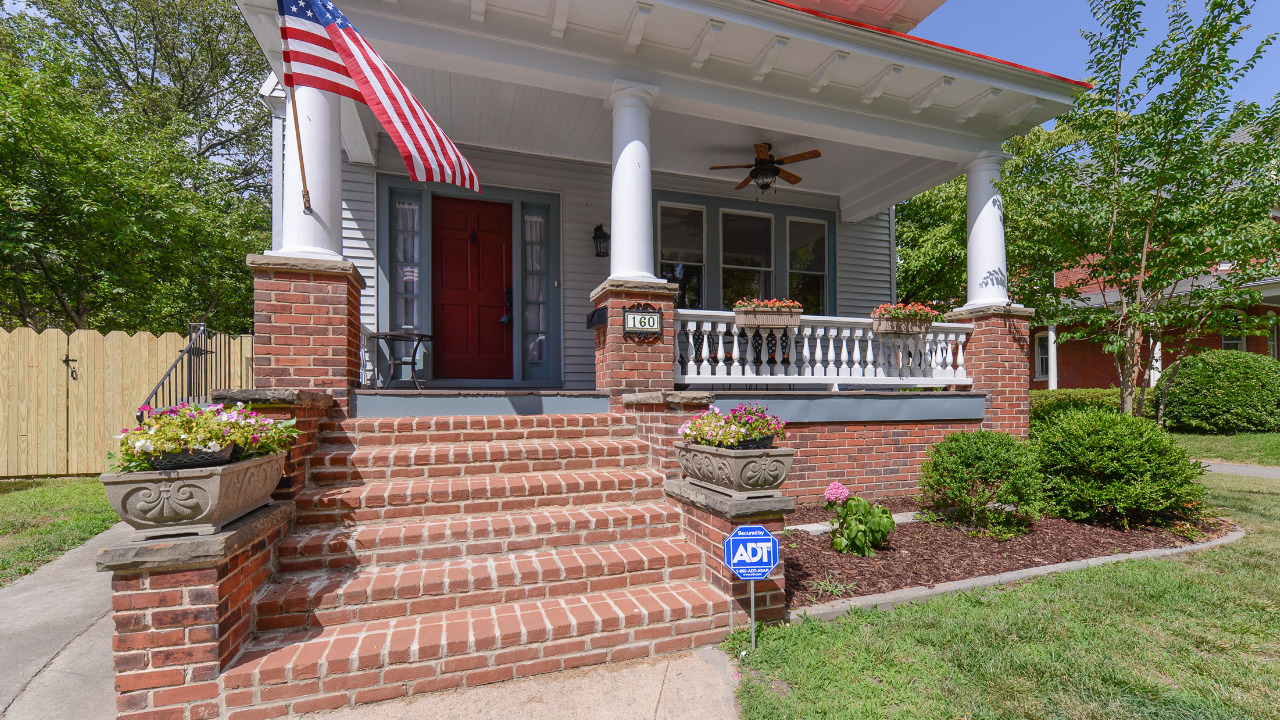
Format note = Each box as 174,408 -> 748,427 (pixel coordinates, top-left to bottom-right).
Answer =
664,480 -> 793,625
620,391 -> 713,479
100,504 -> 292,720
247,254 -> 365,414
946,304 -> 1035,436
589,279 -> 678,410
211,389 -> 334,502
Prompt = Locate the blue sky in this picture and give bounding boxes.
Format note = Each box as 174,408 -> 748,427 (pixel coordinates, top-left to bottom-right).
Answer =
913,0 -> 1280,105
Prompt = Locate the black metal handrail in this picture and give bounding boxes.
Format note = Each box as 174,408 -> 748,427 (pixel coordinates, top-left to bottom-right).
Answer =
137,323 -> 243,423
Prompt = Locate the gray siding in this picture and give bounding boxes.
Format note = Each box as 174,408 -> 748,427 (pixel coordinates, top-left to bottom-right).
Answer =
347,141 -> 895,389
836,209 -> 895,316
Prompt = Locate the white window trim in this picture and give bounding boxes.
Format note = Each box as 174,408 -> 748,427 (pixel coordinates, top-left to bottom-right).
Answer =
1033,330 -> 1050,381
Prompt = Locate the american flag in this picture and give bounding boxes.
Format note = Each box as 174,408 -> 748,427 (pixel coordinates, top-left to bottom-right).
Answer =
278,0 -> 480,192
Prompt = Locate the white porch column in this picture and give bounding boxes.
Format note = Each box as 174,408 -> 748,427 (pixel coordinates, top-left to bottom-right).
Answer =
1047,324 -> 1059,390
606,82 -> 661,281
272,86 -> 344,260
962,152 -> 1011,308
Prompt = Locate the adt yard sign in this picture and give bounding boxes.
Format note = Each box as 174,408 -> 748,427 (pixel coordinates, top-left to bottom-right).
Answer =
723,525 -> 778,581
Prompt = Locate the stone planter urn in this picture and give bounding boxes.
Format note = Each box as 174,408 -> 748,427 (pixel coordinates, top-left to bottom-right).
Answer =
674,441 -> 796,499
100,453 -> 286,540
733,308 -> 803,330
871,317 -> 933,336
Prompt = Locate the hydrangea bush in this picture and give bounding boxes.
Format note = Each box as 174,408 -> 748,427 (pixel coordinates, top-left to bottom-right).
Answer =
108,402 -> 301,473
678,403 -> 788,448
823,482 -> 895,556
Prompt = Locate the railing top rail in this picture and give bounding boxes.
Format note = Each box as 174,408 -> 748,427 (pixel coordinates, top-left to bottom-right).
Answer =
671,309 -> 974,331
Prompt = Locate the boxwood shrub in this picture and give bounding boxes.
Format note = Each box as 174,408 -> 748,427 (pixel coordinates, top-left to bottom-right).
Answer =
1037,409 -> 1207,528
1030,387 -> 1123,430
1158,349 -> 1280,434
918,430 -> 1044,538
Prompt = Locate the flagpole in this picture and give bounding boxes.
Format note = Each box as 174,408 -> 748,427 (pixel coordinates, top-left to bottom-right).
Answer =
288,87 -> 314,215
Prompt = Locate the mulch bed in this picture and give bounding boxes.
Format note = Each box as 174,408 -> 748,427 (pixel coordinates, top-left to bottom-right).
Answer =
782,506 -> 1232,609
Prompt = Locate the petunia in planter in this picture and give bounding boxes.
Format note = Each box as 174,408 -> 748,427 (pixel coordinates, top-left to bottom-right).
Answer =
674,403 -> 796,499
870,302 -> 941,336
733,297 -> 804,329
101,403 -> 301,540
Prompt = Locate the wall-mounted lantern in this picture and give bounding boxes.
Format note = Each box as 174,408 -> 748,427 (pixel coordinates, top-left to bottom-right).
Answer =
593,224 -> 611,258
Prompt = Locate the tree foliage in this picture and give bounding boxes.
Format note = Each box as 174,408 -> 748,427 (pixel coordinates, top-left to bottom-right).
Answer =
25,0 -> 272,194
0,16 -> 267,333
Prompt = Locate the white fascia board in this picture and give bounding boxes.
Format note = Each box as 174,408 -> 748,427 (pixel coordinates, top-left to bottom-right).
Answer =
344,9 -> 998,162
656,0 -> 1082,104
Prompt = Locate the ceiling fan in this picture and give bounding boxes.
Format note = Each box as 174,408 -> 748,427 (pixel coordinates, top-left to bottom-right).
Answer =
709,143 -> 822,191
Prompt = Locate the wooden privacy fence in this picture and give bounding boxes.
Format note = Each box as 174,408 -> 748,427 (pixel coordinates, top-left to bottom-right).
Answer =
0,328 -> 253,477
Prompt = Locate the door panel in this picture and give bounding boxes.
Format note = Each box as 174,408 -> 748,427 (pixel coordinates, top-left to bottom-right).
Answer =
432,197 -> 514,379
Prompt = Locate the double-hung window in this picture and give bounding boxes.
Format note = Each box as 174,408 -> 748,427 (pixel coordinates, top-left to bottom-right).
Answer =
659,205 -> 705,310
788,219 -> 827,316
721,212 -> 773,309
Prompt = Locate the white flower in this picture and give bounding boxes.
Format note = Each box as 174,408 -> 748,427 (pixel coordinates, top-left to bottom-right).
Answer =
205,442 -> 222,453
147,426 -> 157,434
133,440 -> 154,453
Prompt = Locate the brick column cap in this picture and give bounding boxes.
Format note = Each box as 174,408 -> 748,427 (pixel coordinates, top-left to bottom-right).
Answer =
247,253 -> 367,290
944,303 -> 1036,322
589,278 -> 678,303
620,390 -> 714,407
97,503 -> 293,573
665,478 -> 795,522
211,388 -> 335,409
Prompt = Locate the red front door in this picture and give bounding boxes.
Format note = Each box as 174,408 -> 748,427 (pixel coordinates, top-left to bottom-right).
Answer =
431,197 -> 514,379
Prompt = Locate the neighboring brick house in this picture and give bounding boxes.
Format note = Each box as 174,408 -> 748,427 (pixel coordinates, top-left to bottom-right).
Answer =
1030,271 -> 1280,391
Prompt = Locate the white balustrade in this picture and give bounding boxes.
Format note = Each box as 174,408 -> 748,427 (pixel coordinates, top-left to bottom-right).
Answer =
672,310 -> 972,389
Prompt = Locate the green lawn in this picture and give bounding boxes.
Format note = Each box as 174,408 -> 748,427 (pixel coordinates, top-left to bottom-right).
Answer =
0,477 -> 118,587
1173,432 -> 1280,467
726,472 -> 1280,720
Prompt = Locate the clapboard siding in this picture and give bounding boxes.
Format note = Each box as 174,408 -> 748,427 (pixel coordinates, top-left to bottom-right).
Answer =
341,158 -> 378,330
351,141 -> 895,389
836,209 -> 895,316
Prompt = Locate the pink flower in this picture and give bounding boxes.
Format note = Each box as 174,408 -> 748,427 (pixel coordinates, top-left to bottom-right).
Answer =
138,404 -> 152,413
824,482 -> 850,504
251,435 -> 260,444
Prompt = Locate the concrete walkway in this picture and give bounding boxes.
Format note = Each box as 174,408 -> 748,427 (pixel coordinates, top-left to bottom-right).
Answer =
1203,461 -> 1280,479
309,647 -> 738,720
0,522 -> 129,720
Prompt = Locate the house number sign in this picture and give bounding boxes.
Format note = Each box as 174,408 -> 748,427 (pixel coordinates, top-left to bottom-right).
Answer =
622,304 -> 662,342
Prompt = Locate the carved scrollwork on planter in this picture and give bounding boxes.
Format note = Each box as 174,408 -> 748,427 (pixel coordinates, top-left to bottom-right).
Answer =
122,481 -> 210,523
674,442 -> 795,496
738,456 -> 791,489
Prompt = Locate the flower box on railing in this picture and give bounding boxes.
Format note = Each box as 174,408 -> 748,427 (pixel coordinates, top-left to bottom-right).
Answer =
870,318 -> 934,336
732,298 -> 803,329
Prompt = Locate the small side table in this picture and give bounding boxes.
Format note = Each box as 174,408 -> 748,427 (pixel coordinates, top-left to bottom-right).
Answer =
368,332 -> 432,389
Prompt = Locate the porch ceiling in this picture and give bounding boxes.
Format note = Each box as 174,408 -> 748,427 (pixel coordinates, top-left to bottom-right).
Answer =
238,0 -> 1084,220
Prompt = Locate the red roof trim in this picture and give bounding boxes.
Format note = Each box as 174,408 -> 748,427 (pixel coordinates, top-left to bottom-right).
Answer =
758,0 -> 1093,90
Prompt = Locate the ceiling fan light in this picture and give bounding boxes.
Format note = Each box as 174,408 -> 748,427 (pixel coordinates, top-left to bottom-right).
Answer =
751,166 -> 778,191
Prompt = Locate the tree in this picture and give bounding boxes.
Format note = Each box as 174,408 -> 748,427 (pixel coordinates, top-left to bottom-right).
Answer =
1023,0 -> 1280,416
25,0 -> 272,195
0,16 -> 267,333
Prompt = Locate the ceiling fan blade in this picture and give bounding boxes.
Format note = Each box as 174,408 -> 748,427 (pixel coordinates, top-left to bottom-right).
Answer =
777,168 -> 803,185
735,175 -> 754,190
754,143 -> 772,160
775,149 -> 822,165
709,164 -> 756,170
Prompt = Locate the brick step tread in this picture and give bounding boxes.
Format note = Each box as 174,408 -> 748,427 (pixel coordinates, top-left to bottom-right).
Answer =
309,439 -> 651,483
294,468 -> 667,524
319,423 -> 637,448
223,582 -> 731,717
278,504 -> 683,572
254,538 -> 703,631
318,413 -> 630,437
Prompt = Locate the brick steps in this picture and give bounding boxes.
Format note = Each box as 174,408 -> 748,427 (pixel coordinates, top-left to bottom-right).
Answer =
308,438 -> 651,485
278,503 -> 683,572
224,581 -> 730,718
293,468 -> 667,525
317,413 -> 632,447
255,538 -> 703,632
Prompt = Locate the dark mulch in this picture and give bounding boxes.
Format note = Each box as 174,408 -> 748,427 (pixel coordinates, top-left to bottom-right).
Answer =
787,496 -> 920,526
783,516 -> 1232,609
